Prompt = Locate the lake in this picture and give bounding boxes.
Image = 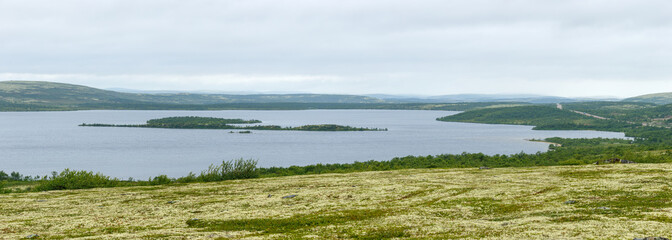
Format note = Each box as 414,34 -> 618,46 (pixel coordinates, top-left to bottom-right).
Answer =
0,110 -> 626,179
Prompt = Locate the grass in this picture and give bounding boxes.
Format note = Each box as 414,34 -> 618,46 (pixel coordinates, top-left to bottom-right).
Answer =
186,209 -> 390,234
3,164 -> 672,239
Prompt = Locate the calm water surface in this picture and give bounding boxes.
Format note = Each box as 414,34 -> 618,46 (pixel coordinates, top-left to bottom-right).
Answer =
0,110 -> 625,178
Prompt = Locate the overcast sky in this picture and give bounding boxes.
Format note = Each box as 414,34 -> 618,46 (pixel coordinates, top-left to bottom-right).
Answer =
1,0 -> 670,97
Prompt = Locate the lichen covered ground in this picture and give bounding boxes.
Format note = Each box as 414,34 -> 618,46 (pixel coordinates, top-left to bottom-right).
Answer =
3,164 -> 672,239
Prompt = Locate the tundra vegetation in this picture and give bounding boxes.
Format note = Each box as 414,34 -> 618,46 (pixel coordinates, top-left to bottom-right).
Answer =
3,165 -> 672,239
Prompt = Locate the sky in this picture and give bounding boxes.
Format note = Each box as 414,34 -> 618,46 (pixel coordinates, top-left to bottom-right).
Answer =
0,0 -> 671,98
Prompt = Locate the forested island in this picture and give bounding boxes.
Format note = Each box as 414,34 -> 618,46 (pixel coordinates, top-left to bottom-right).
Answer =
80,116 -> 387,131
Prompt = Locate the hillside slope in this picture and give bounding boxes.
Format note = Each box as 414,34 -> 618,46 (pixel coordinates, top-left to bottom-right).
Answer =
2,165 -> 672,239
0,81 -> 536,111
625,92 -> 672,105
0,81 -> 148,106
436,105 -> 637,130
0,81 -> 384,109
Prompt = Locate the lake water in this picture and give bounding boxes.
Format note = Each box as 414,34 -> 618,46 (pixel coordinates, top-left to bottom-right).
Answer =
0,110 -> 626,179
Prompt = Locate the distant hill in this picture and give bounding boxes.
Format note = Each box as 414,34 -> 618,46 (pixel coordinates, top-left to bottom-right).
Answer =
0,81 -> 385,110
427,94 -> 577,104
1,81 -> 657,112
625,92 -> 672,105
0,81 -> 150,110
368,94 -> 615,104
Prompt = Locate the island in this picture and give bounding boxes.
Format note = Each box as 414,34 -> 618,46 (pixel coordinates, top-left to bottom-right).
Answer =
80,116 -> 387,131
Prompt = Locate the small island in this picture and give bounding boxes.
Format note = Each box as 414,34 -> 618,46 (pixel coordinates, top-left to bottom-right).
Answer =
80,116 -> 387,131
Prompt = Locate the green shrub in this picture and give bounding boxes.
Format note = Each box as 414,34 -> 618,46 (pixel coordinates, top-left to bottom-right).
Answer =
0,182 -> 10,194
34,169 -> 120,191
149,175 -> 172,185
198,158 -> 259,182
176,172 -> 197,183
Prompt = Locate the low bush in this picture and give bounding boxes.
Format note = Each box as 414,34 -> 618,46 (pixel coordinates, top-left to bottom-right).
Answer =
149,175 -> 172,185
14,159 -> 259,193
196,158 -> 259,182
33,169 -> 121,191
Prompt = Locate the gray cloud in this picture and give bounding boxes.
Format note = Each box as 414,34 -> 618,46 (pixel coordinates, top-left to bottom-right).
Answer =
1,0 -> 671,97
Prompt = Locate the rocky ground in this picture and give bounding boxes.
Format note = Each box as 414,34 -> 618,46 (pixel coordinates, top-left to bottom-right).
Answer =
3,163 -> 672,239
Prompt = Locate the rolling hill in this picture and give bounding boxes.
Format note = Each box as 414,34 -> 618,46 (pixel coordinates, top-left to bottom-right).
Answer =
0,81 -> 538,111
5,81 -> 666,112
0,81 -> 142,105
625,92 -> 672,105
0,81 -> 385,110
435,105 -> 622,130
368,94 -> 598,103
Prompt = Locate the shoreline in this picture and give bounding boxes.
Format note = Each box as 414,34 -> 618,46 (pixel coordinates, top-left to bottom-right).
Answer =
526,138 -> 562,147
